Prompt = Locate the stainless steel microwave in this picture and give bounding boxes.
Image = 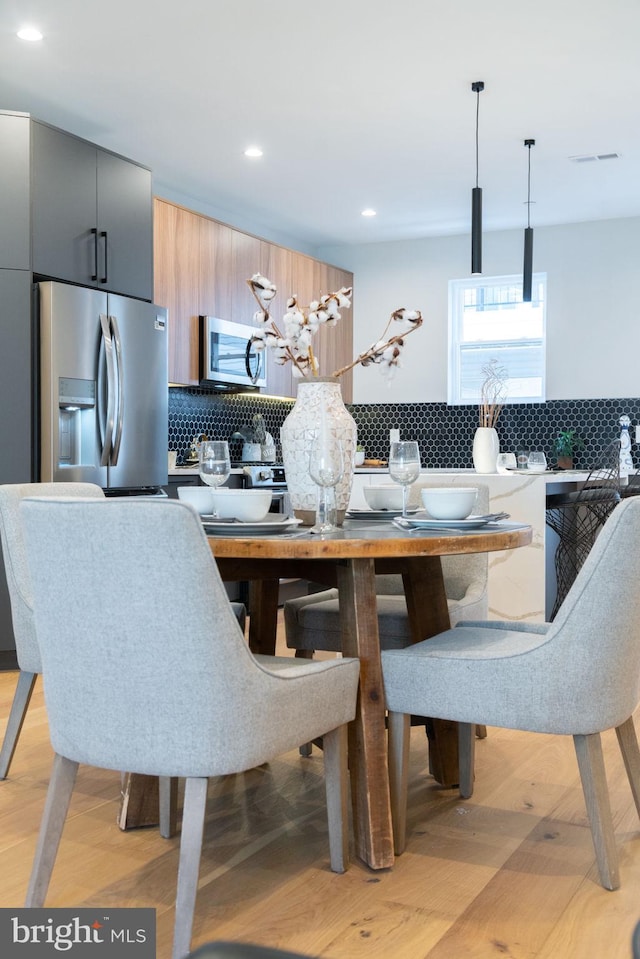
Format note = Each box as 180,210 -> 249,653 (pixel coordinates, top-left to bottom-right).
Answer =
199,316 -> 266,390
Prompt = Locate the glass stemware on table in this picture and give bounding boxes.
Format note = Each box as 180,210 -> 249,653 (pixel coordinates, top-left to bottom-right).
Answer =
308,434 -> 345,534
389,440 -> 421,517
198,440 -> 231,518
527,451 -> 547,473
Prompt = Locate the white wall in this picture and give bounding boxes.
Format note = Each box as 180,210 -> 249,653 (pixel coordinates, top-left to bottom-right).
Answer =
317,216 -> 640,404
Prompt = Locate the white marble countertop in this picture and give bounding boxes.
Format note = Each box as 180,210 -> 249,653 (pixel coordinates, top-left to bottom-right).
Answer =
169,466 -> 246,477
353,467 -> 590,482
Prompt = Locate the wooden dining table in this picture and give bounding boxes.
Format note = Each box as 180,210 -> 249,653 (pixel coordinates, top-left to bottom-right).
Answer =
120,517 -> 531,871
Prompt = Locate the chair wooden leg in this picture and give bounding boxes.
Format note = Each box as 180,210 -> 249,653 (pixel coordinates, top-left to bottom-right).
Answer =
295,650 -> 315,756
322,724 -> 350,873
615,717 -> 640,819
0,670 -> 37,779
458,722 -> 476,799
25,754 -> 78,907
475,724 -> 488,740
388,711 -> 410,855
573,732 -> 619,890
173,776 -> 208,959
159,776 -> 179,838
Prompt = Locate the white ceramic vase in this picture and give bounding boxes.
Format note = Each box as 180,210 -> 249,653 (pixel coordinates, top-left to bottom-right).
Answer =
280,377 -> 357,525
472,426 -> 500,474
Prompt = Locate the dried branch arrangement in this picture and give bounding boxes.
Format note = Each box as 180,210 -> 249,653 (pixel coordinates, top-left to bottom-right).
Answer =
247,274 -> 422,382
479,359 -> 508,428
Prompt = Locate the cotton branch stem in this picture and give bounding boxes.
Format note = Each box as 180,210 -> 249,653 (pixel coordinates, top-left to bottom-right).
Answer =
331,319 -> 422,379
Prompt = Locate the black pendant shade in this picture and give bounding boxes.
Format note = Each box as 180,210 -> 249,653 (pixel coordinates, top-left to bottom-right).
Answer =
523,226 -> 534,302
471,81 -> 485,275
523,138 -> 535,302
472,186 -> 482,276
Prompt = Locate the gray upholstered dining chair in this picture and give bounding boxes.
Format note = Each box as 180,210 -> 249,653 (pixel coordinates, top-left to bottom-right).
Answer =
20,496 -> 360,959
0,482 -> 106,780
381,495 -> 640,891
0,481 -> 246,840
285,483 -> 490,658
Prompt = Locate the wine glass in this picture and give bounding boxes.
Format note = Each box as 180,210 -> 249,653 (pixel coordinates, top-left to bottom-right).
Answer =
199,440 -> 231,517
309,436 -> 344,534
389,441 -> 420,517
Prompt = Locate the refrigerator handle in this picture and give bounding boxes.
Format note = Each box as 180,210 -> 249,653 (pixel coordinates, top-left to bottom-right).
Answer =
110,313 -> 125,465
91,228 -> 99,282
99,313 -> 116,466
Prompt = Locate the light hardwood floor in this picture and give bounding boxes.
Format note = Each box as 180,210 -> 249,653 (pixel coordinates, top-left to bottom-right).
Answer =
1,622 -> 640,959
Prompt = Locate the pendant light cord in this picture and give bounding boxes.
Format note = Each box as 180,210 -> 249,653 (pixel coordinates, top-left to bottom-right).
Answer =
475,92 -> 480,188
524,139 -> 535,227
526,141 -> 532,229
472,81 -> 484,188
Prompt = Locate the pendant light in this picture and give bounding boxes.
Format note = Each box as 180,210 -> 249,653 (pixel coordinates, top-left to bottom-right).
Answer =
523,138 -> 535,302
471,81 -> 485,275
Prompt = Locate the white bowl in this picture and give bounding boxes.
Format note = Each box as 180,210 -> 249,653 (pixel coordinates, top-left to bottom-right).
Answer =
420,487 -> 478,520
177,486 -> 213,515
363,484 -> 405,511
210,488 -> 273,522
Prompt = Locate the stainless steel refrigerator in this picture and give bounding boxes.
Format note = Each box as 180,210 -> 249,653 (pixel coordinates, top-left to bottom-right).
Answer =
38,281 -> 168,493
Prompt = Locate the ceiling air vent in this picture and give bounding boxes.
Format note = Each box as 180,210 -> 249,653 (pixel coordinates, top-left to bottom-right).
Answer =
569,152 -> 621,163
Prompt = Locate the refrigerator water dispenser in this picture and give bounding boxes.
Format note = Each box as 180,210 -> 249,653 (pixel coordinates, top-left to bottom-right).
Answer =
58,377 -> 97,468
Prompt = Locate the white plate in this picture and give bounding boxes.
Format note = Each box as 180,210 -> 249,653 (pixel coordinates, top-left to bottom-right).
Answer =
202,515 -> 302,536
346,508 -> 418,520
400,512 -> 501,530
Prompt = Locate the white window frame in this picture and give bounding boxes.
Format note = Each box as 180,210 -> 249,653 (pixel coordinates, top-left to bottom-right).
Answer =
448,272 -> 547,405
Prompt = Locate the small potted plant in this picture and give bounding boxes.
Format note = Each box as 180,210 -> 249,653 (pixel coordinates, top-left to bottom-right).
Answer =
554,429 -> 585,470
355,444 -> 366,467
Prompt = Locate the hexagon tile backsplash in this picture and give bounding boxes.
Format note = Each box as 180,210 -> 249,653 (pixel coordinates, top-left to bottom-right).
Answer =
168,387 -> 640,471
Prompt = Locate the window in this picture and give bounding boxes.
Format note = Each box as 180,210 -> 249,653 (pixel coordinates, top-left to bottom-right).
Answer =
448,273 -> 546,405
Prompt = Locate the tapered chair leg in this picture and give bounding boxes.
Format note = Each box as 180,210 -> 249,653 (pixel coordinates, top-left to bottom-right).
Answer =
295,649 -> 315,756
173,776 -> 208,959
615,717 -> 640,819
159,776 -> 179,838
25,754 -> 79,907
388,711 -> 411,855
573,732 -> 619,890
0,671 -> 37,779
458,722 -> 476,799
322,724 -> 350,873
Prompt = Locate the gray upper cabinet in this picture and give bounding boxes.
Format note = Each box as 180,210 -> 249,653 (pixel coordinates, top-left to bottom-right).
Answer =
31,121 -> 153,300
0,113 -> 30,269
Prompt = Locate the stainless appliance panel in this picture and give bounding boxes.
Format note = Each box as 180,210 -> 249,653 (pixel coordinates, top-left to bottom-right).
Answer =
40,282 -> 108,486
200,316 -> 266,390
39,281 -> 168,491
105,294 -> 168,490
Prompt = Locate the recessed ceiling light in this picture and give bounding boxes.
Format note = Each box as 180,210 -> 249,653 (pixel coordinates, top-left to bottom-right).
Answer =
361,208 -> 377,217
244,146 -> 263,158
17,26 -> 43,42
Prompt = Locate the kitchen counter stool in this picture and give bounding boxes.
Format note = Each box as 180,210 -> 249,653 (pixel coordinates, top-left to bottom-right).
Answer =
546,442 -> 620,620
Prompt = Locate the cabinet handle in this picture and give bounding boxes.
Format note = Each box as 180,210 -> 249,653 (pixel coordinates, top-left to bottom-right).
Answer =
100,230 -> 108,284
91,227 -> 98,281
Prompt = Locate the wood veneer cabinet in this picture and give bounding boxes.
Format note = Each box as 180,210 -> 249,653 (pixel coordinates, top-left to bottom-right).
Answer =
153,197 -> 354,398
153,199 -> 200,385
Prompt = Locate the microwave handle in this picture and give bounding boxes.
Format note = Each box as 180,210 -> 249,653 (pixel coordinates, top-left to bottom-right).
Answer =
245,339 -> 263,385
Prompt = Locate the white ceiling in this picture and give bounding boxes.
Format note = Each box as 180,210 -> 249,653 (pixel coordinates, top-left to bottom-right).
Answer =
1,0 -> 639,251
